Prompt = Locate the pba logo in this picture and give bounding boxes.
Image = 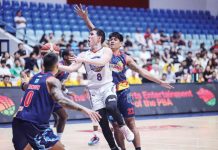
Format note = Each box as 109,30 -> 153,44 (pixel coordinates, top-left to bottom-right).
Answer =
196,88 -> 216,106
0,96 -> 15,116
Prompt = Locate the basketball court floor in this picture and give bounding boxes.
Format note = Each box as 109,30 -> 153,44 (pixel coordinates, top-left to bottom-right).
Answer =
0,113 -> 218,150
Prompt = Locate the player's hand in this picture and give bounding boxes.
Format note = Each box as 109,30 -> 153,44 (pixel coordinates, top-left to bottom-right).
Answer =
160,81 -> 174,89
69,56 -> 84,63
74,4 -> 88,19
84,108 -> 101,122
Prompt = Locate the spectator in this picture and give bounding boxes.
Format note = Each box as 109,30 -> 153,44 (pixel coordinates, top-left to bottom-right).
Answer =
170,47 -> 179,64
180,69 -> 192,83
162,48 -> 171,63
66,44 -> 73,52
161,73 -> 167,81
200,42 -> 207,54
24,52 -> 39,72
14,43 -> 28,58
152,47 -> 160,59
203,65 -> 213,82
151,27 -> 161,45
185,51 -> 193,68
159,30 -> 169,44
170,31 -> 185,46
124,35 -> 133,47
0,75 -> 12,87
10,59 -> 23,78
135,28 -> 146,47
140,47 -> 151,64
165,65 -> 176,83
57,34 -> 67,48
69,34 -> 77,47
186,40 -> 194,52
210,39 -> 218,55
208,72 -> 217,82
175,65 -> 184,82
14,10 -> 26,40
177,48 -> 185,62
1,52 -> 14,67
14,52 -> 25,67
127,71 -> 142,84
194,52 -> 202,65
200,50 -> 209,70
48,32 -> 55,43
39,34 -> 49,45
0,59 -> 12,77
78,42 -> 86,53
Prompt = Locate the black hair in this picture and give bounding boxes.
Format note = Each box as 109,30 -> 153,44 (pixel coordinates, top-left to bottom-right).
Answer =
62,50 -> 70,58
92,28 -> 105,43
16,10 -> 22,15
43,52 -> 58,71
18,43 -> 23,47
1,59 -> 6,64
109,32 -> 124,42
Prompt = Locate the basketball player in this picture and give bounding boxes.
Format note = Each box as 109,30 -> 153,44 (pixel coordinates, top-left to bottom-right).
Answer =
52,49 -> 75,139
58,28 -> 134,150
23,45 -> 73,140
12,52 -> 101,150
74,4 -> 174,150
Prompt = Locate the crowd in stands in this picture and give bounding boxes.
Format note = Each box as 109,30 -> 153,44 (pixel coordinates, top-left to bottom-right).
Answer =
0,26 -> 218,87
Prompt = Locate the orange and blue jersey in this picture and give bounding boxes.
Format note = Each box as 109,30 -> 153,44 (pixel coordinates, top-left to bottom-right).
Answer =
110,51 -> 135,118
16,72 -> 55,124
110,51 -> 130,91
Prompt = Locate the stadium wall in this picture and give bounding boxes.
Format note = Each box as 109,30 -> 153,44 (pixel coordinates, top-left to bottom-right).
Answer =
1,83 -> 218,123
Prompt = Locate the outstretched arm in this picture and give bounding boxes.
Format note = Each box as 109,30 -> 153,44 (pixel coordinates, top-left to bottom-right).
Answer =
126,55 -> 174,89
47,77 -> 101,122
58,62 -> 82,73
74,4 -> 95,30
70,47 -> 112,66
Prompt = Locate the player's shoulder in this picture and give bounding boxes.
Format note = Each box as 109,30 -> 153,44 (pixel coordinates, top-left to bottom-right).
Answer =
78,51 -> 87,57
102,47 -> 112,54
46,76 -> 59,84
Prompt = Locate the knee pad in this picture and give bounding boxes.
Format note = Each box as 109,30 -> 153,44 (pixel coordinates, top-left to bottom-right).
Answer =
105,95 -> 117,111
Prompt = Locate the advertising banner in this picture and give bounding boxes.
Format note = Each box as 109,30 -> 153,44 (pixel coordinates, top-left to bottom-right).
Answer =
0,83 -> 218,123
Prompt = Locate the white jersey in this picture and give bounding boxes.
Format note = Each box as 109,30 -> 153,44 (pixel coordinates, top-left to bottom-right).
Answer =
83,47 -> 113,88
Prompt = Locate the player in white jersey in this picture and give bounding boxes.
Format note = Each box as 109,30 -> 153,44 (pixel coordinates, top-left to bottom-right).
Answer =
58,28 -> 134,150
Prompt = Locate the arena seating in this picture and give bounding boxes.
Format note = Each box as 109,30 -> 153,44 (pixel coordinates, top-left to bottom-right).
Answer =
0,0 -> 218,47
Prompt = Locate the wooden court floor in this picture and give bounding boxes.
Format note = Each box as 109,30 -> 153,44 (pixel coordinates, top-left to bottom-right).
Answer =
0,115 -> 218,150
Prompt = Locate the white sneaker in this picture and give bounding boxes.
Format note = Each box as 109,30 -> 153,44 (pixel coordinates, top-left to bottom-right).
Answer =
119,125 -> 134,142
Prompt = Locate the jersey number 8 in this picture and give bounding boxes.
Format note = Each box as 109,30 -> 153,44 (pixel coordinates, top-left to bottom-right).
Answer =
97,73 -> 102,81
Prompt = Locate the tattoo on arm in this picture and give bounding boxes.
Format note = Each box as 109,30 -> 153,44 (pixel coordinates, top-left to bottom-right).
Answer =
48,78 -> 85,112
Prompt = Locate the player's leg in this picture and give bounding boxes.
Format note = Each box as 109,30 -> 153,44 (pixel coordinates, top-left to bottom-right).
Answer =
88,121 -> 100,145
53,104 -> 68,139
50,141 -> 65,150
124,117 -> 141,150
23,144 -> 32,150
104,84 -> 134,142
118,88 -> 141,150
12,118 -> 30,150
22,120 -> 60,150
111,122 -> 125,150
97,108 -> 120,150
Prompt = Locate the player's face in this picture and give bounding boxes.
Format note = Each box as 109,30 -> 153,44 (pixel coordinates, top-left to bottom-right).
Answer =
109,37 -> 122,51
88,30 -> 100,48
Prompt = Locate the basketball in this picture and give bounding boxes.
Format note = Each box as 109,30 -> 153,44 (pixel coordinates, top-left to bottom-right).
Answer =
40,43 -> 60,55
